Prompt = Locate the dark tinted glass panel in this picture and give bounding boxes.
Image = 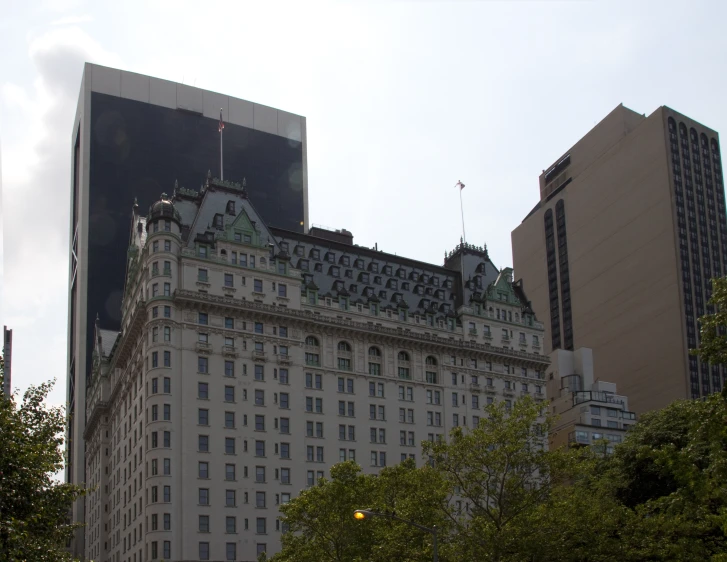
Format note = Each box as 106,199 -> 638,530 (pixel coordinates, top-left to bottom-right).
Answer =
86,92 -> 305,375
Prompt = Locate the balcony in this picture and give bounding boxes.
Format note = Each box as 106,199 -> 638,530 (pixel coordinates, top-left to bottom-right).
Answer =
484,385 -> 496,395
468,329 -> 478,337
196,342 -> 212,354
222,345 -> 238,358
277,353 -> 292,366
252,350 -> 266,362
503,388 -> 515,398
568,431 -> 590,446
573,391 -> 626,408
469,383 -> 481,393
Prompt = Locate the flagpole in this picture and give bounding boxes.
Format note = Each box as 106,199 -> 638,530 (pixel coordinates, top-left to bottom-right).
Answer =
219,108 -> 224,181
459,185 -> 466,243
455,181 -> 466,243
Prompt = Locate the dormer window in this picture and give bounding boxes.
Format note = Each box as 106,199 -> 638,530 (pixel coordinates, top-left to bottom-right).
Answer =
344,270 -> 353,279
226,201 -> 236,215
198,245 -> 208,258
311,249 -> 320,260
384,266 -> 392,275
295,245 -> 304,257
243,234 -> 252,244
360,273 -> 370,283
213,214 -> 224,229
299,259 -> 309,271
397,268 -> 406,279
370,263 -> 379,273
280,241 -> 289,252
341,256 -> 350,266
355,259 -> 365,269
374,276 -> 382,285
331,266 -> 340,277
326,252 -> 336,263
402,282 -> 410,291
379,290 -> 387,299
422,274 -> 430,283
234,233 -> 242,242
433,277 -> 439,287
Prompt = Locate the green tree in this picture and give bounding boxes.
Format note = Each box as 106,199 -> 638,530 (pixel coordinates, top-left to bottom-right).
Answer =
360,458 -> 451,562
606,389 -> 727,561
273,461 -> 376,562
273,459 -> 451,562
0,360 -> 86,561
693,276 -> 727,364
422,396 -> 565,561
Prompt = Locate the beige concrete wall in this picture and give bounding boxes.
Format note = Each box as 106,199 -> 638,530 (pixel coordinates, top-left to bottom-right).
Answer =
513,106 -> 688,414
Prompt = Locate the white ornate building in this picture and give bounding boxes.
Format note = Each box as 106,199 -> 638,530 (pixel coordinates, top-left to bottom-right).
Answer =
83,175 -> 548,561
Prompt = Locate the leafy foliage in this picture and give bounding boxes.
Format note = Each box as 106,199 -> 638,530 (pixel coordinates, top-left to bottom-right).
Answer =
693,276 -> 727,365
422,396 -> 560,561
275,388 -> 727,561
0,360 -> 86,561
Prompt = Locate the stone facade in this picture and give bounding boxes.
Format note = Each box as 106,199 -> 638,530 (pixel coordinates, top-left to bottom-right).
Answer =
83,177 -> 548,561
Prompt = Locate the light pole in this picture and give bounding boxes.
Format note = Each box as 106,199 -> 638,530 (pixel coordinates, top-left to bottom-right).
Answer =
353,509 -> 438,562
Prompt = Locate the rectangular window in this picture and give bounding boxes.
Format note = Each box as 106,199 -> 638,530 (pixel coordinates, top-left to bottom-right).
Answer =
224,273 -> 234,287
225,360 -> 235,377
254,279 -> 263,292
226,489 -> 236,507
226,463 -> 236,481
279,284 -> 287,297
199,542 -> 210,561
198,409 -> 209,425
225,411 -> 235,429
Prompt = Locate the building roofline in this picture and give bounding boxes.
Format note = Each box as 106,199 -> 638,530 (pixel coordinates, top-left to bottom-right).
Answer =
269,227 -> 464,277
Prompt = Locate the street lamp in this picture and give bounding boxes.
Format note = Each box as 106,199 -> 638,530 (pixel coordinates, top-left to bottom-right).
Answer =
353,509 -> 438,562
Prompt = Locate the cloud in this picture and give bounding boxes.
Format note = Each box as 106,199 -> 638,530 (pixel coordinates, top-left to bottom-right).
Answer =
1,27 -> 121,405
51,14 -> 93,26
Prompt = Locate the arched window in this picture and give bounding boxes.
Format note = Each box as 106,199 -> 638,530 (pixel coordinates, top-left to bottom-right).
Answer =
337,341 -> 352,371
398,351 -> 411,380
368,347 -> 381,376
305,336 -> 319,347
425,356 -> 437,366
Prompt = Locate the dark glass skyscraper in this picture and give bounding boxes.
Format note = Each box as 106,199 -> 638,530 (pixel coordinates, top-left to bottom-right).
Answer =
67,63 -> 308,557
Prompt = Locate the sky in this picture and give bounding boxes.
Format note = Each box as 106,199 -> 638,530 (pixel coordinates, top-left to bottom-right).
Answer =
1,0 -> 727,412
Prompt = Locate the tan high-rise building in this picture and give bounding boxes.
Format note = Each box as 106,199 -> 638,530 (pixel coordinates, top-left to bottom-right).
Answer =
512,104 -> 726,415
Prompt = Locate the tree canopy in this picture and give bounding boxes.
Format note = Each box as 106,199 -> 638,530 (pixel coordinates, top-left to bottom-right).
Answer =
276,391 -> 727,562
0,360 -> 86,561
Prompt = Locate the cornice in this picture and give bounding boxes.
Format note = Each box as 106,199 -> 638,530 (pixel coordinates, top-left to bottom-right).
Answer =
173,289 -> 550,368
